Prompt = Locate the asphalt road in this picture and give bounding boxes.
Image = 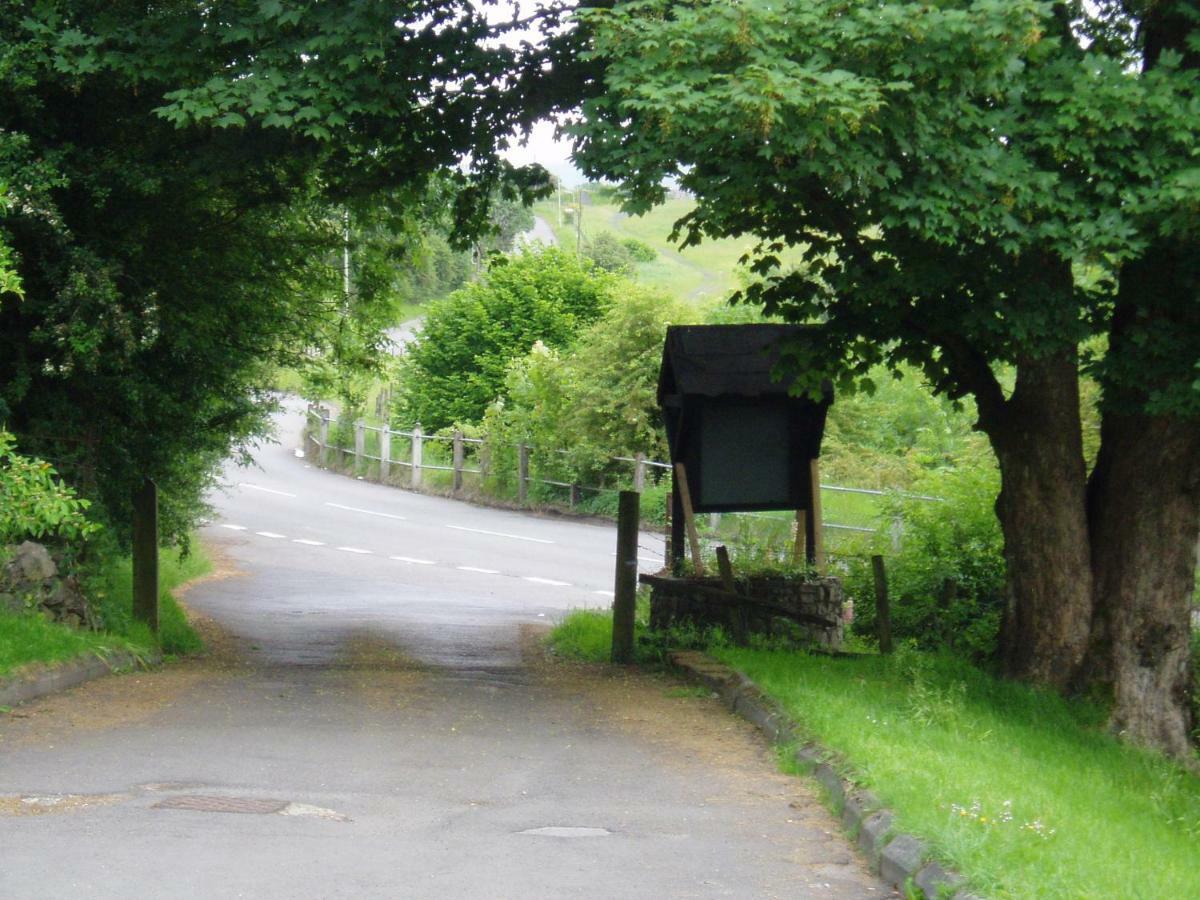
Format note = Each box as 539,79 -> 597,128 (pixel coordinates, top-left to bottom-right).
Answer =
0,405 -> 888,899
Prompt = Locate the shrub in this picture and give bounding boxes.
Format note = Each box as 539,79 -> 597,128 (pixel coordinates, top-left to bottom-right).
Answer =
0,430 -> 100,545
395,248 -> 615,431
846,460 -> 1006,660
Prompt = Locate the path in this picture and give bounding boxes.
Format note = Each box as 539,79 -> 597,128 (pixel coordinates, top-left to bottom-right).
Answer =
0,406 -> 889,899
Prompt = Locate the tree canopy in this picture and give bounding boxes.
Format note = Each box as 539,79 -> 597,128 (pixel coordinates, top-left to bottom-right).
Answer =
0,1 -> 570,539
571,0 -> 1200,755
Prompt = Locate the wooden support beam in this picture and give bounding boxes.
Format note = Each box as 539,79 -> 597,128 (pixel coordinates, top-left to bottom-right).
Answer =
673,462 -> 705,576
810,458 -> 825,573
715,545 -> 736,593
871,554 -> 893,654
793,508 -> 808,565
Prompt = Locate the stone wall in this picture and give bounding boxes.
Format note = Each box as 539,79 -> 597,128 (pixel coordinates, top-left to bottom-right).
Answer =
0,541 -> 96,629
642,573 -> 844,650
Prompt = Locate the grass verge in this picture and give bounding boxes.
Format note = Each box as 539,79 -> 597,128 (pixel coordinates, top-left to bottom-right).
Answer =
0,544 -> 209,679
714,644 -> 1200,899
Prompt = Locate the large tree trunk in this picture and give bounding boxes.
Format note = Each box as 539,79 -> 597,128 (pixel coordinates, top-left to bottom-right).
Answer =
981,353 -> 1095,689
1085,412 -> 1200,757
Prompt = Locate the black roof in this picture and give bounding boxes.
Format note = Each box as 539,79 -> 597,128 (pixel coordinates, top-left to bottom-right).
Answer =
657,324 -> 822,401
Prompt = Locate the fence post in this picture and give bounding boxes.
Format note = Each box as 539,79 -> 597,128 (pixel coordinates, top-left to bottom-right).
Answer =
633,453 -> 646,493
517,443 -> 530,504
319,414 -> 331,467
452,430 -> 464,492
379,426 -> 391,481
132,478 -> 159,634
354,419 -> 366,473
871,554 -> 893,654
570,483 -> 581,507
412,424 -> 424,488
611,490 -> 640,664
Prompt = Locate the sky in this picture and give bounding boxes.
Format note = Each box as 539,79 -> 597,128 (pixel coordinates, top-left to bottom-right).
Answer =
502,119 -> 583,185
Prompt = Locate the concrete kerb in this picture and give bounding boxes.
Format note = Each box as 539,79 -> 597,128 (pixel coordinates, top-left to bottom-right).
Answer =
668,650 -> 979,900
0,649 -> 159,709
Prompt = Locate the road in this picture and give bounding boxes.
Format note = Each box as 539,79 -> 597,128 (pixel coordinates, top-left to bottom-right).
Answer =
518,215 -> 558,248
0,404 -> 888,899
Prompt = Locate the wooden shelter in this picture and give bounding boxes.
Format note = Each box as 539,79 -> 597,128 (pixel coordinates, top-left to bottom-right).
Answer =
657,324 -> 833,568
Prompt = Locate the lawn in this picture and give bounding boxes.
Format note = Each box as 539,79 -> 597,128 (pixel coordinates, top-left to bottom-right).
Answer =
0,544 -> 209,679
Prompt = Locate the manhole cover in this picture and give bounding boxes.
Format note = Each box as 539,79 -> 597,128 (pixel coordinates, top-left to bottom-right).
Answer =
519,826 -> 612,838
154,795 -> 288,815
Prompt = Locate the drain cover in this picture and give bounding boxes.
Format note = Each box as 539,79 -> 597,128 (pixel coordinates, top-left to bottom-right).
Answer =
519,826 -> 612,838
154,795 -> 288,815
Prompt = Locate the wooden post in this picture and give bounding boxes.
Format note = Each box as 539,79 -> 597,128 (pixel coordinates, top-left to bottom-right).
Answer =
793,508 -> 808,565
569,483 -> 581,507
517,443 -> 530,504
673,462 -> 705,576
611,490 -> 640,664
633,453 -> 646,493
871,554 -> 893,654
452,430 -> 464,492
318,415 -> 331,467
379,426 -> 391,480
715,545 -> 736,593
810,458 -> 825,573
354,419 -> 366,473
411,424 -> 424,488
132,478 -> 159,634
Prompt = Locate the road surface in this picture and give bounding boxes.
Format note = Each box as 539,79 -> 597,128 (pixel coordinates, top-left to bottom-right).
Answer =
0,404 -> 888,899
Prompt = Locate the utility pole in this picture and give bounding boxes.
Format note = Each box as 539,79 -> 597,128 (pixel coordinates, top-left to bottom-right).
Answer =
556,183 -> 563,226
575,188 -> 583,257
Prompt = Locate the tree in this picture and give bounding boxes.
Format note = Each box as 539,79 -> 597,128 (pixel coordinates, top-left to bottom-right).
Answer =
0,1 -> 566,541
571,0 -> 1200,755
396,248 -> 615,431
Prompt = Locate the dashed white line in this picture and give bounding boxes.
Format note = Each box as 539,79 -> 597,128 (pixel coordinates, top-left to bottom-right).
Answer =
444,525 -> 553,545
335,546 -> 372,555
219,524 -> 247,531
457,566 -> 500,575
323,502 -> 406,521
239,483 -> 297,498
523,576 -> 571,587
390,556 -> 436,565
255,531 -> 287,539
292,539 -> 325,546
593,590 -> 614,597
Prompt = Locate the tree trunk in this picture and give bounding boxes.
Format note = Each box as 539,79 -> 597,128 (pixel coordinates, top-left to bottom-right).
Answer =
1085,413 -> 1199,757
982,353 -> 1094,689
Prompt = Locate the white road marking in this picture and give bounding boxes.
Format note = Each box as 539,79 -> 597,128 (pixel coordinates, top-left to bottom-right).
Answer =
457,566 -> 500,575
238,482 -> 297,498
523,576 -> 571,587
593,590 -> 614,597
323,502 -> 406,521
390,556 -> 436,565
335,546 -> 372,554
612,552 -> 663,563
256,531 -> 287,539
444,524 -> 553,544
292,539 -> 325,546
219,524 -> 247,531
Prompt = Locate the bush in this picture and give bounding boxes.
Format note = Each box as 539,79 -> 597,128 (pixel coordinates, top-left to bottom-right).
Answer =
396,248 -> 615,431
846,461 -> 1006,660
0,430 -> 100,545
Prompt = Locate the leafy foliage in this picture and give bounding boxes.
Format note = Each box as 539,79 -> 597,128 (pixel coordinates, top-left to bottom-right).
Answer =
583,230 -> 657,274
0,430 -> 99,544
396,249 -> 616,431
0,2 -> 568,541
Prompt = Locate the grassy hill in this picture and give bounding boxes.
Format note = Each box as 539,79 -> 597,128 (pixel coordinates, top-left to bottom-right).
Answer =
531,196 -> 760,303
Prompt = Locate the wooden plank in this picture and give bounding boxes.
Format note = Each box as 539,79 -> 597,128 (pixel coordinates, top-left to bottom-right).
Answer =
673,462 -> 705,576
611,491 -> 640,663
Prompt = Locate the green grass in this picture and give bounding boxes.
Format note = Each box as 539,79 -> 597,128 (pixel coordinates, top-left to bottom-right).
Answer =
546,608 -> 616,662
0,611 -> 141,678
0,544 -> 210,679
713,645 -> 1200,899
532,197 -> 767,302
